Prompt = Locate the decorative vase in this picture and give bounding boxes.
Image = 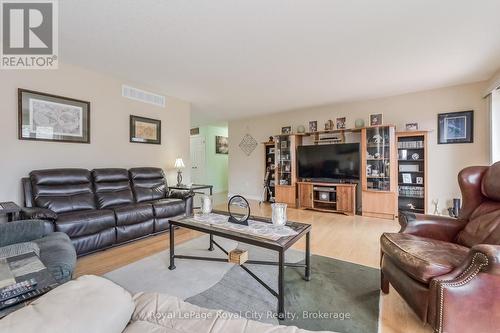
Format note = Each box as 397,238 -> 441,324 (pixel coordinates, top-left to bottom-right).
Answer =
355,119 -> 365,128
296,125 -> 306,134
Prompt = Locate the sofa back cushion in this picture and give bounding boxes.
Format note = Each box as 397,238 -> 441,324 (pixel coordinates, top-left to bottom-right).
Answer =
457,162 -> 500,247
30,169 -> 96,214
129,168 -> 167,203
92,169 -> 134,209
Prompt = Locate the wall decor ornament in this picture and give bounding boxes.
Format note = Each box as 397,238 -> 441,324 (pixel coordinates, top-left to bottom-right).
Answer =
130,115 -> 161,144
239,134 -> 258,156
438,110 -> 474,144
18,89 -> 90,143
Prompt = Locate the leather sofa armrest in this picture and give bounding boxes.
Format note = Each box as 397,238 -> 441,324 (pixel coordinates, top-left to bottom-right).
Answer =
0,220 -> 54,247
167,189 -> 195,200
20,207 -> 58,221
399,211 -> 467,242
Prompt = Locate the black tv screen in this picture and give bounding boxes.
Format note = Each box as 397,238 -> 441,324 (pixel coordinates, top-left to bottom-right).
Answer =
297,143 -> 360,181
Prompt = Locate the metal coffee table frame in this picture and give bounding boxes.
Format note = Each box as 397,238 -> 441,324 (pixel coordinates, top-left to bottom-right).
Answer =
168,212 -> 311,319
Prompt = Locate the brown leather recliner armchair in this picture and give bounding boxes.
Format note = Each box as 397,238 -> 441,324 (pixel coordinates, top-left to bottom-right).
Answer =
380,162 -> 500,333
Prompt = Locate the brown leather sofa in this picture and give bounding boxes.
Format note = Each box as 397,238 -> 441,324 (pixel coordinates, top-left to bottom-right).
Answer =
22,168 -> 194,256
380,162 -> 500,333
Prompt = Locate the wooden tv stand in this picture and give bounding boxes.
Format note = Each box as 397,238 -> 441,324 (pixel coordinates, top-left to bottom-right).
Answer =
297,182 -> 356,216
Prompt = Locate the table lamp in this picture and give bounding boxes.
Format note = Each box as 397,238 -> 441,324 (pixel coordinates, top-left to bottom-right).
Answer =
174,158 -> 185,186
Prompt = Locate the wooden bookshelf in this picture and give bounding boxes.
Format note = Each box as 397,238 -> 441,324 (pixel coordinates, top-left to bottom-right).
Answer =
396,131 -> 428,214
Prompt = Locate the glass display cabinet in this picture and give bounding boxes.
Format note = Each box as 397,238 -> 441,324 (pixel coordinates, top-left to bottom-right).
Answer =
361,125 -> 397,220
276,135 -> 292,186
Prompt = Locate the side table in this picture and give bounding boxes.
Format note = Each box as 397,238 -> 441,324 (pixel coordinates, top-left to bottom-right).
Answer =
0,202 -> 21,222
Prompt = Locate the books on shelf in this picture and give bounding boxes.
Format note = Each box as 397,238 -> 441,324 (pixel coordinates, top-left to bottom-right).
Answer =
399,185 -> 424,198
398,141 -> 424,149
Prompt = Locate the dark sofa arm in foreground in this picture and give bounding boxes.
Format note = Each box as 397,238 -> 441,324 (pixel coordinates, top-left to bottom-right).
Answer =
20,207 -> 58,221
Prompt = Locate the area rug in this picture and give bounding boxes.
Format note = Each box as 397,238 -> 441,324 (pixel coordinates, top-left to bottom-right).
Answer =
105,235 -> 380,333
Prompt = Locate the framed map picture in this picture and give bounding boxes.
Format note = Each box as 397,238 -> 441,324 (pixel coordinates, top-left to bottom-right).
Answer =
438,111 -> 473,144
130,115 -> 161,144
18,89 -> 90,143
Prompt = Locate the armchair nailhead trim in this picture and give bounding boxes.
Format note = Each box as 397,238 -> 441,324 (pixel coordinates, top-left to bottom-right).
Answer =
432,253 -> 489,333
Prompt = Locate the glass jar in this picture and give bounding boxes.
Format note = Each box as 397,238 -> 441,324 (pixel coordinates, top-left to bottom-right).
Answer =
271,203 -> 287,226
200,195 -> 212,215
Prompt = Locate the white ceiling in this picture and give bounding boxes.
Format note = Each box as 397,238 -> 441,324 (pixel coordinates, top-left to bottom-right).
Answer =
60,0 -> 500,125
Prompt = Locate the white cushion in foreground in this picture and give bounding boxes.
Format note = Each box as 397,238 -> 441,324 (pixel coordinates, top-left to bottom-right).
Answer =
0,275 -> 135,333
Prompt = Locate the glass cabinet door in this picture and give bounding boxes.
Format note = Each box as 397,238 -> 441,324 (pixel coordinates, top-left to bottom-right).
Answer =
365,126 -> 392,191
276,135 -> 292,186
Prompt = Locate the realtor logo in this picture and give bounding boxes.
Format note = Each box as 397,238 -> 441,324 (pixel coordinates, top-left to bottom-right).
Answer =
1,0 -> 58,69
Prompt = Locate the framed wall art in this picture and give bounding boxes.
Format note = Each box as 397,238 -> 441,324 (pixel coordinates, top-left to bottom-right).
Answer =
216,136 -> 229,154
130,115 -> 161,144
18,89 -> 90,143
437,110 -> 473,144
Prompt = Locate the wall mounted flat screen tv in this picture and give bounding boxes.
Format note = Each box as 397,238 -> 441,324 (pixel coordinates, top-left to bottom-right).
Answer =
297,143 -> 360,181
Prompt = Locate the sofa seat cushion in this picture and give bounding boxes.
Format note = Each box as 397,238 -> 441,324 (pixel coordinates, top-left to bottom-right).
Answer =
56,209 -> 116,238
33,232 -> 76,283
0,275 -> 134,333
381,233 -> 469,283
130,292 -> 322,333
152,199 -> 185,218
113,203 -> 154,226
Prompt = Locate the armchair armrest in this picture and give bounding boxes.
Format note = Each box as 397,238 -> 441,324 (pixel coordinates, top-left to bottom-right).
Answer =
428,244 -> 500,333
167,189 -> 195,200
20,207 -> 58,221
399,211 -> 467,242
0,220 -> 54,247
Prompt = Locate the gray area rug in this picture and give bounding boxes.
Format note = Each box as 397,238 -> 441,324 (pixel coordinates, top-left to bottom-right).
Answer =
105,235 -> 380,333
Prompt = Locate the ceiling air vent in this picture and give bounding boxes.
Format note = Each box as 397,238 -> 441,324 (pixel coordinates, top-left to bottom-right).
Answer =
122,85 -> 166,108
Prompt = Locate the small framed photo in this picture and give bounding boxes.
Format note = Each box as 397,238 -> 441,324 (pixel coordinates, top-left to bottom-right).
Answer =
281,126 -> 292,135
280,141 -> 288,149
438,111 -> 473,144
336,117 -> 346,129
215,136 -> 229,154
130,115 -> 161,144
369,113 -> 383,126
416,177 -> 424,184
18,89 -> 90,144
309,121 -> 317,133
402,173 -> 412,184
406,123 -> 418,131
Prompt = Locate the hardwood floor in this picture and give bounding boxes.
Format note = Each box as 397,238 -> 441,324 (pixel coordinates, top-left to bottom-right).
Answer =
75,194 -> 431,333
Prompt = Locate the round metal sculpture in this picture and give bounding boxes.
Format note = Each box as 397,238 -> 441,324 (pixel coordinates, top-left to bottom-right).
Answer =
228,195 -> 250,226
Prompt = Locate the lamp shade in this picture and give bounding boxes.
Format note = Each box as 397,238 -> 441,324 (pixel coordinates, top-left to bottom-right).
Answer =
174,158 -> 185,169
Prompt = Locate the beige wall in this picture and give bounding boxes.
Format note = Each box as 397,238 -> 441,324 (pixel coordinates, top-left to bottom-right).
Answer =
0,63 -> 191,204
229,81 -> 490,214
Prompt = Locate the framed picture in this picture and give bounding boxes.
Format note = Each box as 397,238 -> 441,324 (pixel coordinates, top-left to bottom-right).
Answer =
416,177 -> 424,184
438,111 -> 474,144
281,126 -> 292,135
215,136 -> 229,154
18,89 -> 90,143
336,117 -> 346,129
130,115 -> 161,144
309,121 -> 317,133
402,173 -> 412,184
369,113 -> 383,126
406,123 -> 418,131
324,120 -> 334,131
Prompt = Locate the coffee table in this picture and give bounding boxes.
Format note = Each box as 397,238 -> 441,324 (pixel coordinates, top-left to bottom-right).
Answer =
168,211 -> 311,319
